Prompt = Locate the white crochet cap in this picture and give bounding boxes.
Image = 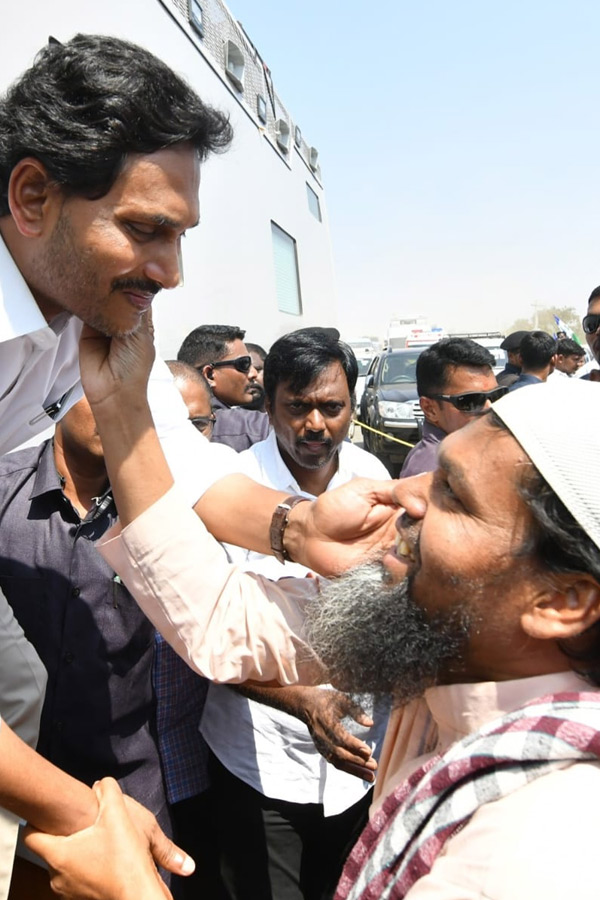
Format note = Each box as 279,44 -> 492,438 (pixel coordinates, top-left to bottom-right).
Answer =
492,379 -> 600,550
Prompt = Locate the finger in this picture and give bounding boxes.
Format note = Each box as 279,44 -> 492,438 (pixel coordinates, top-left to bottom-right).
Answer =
147,827 -> 195,877
330,758 -> 377,782
312,718 -> 375,758
108,784 -> 195,878
22,827 -> 61,868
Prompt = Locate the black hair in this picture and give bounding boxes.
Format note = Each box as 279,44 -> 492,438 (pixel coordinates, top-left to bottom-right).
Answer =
519,331 -> 557,370
416,338 -> 495,396
264,329 -> 358,406
245,342 -> 267,361
588,286 -> 600,304
0,34 -> 232,215
489,411 -> 600,687
177,325 -> 246,368
556,337 -> 585,357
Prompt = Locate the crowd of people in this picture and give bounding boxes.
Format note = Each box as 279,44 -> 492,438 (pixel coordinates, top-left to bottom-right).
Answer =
0,30 -> 600,900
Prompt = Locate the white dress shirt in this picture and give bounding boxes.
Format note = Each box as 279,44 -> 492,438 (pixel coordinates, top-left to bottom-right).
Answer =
201,432 -> 390,815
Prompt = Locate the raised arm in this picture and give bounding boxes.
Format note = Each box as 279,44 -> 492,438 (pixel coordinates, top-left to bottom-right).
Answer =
80,319 -> 399,575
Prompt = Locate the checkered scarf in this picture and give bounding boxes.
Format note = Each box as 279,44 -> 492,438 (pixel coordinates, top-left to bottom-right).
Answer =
336,691 -> 600,900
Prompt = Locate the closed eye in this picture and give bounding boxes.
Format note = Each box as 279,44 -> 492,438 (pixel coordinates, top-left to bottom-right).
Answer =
432,470 -> 463,508
125,222 -> 156,240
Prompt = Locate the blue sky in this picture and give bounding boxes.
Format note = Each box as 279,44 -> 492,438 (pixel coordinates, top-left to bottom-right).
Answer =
229,0 -> 600,338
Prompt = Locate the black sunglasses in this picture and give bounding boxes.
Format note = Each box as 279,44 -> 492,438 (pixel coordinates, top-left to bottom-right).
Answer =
427,385 -> 509,413
189,414 -> 216,431
582,314 -> 600,335
209,355 -> 253,374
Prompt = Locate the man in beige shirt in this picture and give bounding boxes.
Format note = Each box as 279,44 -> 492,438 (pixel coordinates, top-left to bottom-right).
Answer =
78,317 -> 600,900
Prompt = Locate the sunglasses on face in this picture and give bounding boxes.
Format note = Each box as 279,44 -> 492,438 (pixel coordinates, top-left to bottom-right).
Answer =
189,414 -> 216,431
427,385 -> 509,413
208,355 -> 253,374
582,314 -> 600,335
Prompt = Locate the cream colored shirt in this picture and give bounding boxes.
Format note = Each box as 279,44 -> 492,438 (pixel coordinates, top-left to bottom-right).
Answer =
98,487 -> 319,685
375,672 -> 600,899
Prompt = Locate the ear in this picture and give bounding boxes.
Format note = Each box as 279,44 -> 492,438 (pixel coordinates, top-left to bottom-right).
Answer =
8,157 -> 61,238
522,575 -> 600,641
201,364 -> 216,388
420,396 -> 441,426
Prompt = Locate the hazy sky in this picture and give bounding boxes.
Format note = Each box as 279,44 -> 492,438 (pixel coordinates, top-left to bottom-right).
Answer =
229,0 -> 599,338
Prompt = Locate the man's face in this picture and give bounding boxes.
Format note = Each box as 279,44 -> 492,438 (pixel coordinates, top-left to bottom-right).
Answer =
249,350 -> 265,388
206,338 -> 261,407
28,144 -> 200,336
586,296 -> 600,363
268,361 -> 353,472
307,415 -> 540,700
178,379 -> 215,439
555,353 -> 585,375
421,365 -> 498,435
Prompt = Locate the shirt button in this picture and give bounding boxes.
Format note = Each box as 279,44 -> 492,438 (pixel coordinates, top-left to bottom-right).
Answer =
63,651 -> 74,664
71,587 -> 80,597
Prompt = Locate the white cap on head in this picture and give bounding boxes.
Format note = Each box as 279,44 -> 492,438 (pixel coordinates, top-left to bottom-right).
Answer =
492,379 -> 600,551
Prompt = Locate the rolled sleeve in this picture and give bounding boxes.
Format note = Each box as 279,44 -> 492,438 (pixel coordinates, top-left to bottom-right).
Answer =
98,488 -> 319,685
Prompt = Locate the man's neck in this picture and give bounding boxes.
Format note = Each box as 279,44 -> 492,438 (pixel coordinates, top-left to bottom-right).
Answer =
521,367 -> 547,382
277,443 -> 340,497
53,440 -> 109,518
0,217 -> 62,323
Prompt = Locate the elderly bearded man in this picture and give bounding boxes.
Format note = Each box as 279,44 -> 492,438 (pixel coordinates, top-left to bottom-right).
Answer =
76,317 -> 600,900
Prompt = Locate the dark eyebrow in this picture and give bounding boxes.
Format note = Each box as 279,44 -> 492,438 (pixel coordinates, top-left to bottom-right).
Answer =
134,213 -> 200,230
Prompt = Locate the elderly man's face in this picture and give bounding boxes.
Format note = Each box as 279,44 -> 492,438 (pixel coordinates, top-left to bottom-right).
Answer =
388,417 -> 535,665
307,415 -> 541,701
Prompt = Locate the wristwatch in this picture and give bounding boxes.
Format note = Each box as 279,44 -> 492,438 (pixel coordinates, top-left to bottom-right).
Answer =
269,495 -> 310,563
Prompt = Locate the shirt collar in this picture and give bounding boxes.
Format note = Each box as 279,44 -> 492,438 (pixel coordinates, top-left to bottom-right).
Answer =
0,234 -> 50,340
267,430 -> 342,496
421,421 -> 446,443
29,439 -> 66,500
425,671 -> 592,752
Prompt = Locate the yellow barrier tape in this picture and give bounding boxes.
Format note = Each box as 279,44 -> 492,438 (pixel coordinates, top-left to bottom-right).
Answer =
352,419 -> 416,449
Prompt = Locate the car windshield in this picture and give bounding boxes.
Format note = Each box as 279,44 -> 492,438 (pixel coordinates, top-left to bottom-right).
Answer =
380,353 -> 420,385
356,359 -> 371,375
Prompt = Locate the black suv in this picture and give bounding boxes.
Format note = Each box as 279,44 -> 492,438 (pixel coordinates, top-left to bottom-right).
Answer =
359,348 -> 424,474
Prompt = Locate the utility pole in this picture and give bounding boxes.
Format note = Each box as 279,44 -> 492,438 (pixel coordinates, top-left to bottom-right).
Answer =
531,300 -> 541,330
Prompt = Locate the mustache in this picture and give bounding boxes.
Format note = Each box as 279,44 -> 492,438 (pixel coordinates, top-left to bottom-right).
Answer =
296,434 -> 332,447
111,278 -> 162,296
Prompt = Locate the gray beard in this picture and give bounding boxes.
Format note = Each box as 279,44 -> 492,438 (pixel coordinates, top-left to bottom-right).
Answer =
305,562 -> 474,706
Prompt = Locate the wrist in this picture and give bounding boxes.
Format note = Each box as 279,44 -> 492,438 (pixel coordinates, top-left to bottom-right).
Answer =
271,495 -> 311,563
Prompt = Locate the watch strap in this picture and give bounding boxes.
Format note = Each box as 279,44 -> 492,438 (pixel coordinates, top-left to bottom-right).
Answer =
269,495 -> 310,563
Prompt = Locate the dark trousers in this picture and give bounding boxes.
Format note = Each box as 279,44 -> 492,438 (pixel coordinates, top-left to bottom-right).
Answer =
209,753 -> 371,900
170,788 -> 231,900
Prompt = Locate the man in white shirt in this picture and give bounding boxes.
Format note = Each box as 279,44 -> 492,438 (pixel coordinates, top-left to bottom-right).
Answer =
0,34 -> 397,899
204,329 -> 389,899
